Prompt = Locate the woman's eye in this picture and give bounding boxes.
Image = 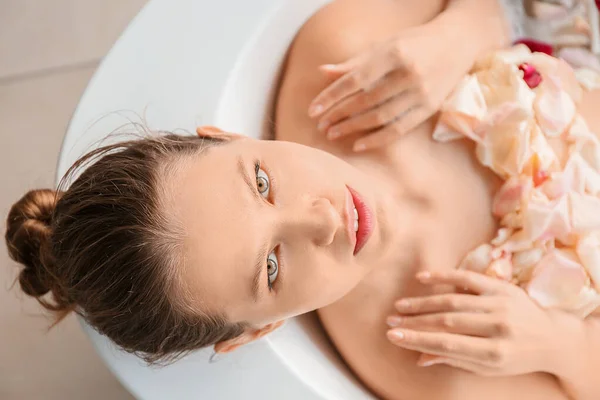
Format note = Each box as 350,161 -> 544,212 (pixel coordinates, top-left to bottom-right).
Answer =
267,252 -> 279,286
256,168 -> 270,198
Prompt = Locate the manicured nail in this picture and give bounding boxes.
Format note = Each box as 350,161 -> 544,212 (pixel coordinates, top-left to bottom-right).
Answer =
318,120 -> 330,131
386,316 -> 403,327
387,330 -> 405,340
327,128 -> 341,140
353,143 -> 367,152
309,104 -> 324,117
416,271 -> 431,281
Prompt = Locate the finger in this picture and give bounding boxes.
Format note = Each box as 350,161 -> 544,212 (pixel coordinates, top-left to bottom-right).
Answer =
387,329 -> 498,364
309,57 -> 397,117
326,91 -> 417,140
387,312 -> 498,337
317,73 -> 412,131
394,294 -> 496,315
416,270 -> 509,295
353,106 -> 430,152
318,64 -> 350,81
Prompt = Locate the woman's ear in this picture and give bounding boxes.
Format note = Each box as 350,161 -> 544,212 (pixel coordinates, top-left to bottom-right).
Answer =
196,126 -> 247,141
213,320 -> 285,354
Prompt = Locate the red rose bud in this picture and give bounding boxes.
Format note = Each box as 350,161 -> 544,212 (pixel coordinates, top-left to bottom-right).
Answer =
513,38 -> 553,56
518,63 -> 542,88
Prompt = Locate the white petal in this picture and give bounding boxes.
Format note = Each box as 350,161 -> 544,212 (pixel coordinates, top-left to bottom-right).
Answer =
575,68 -> 600,91
569,192 -> 600,233
534,76 -> 576,137
576,232 -> 600,291
526,249 -> 588,308
459,244 -> 493,273
492,177 -> 532,218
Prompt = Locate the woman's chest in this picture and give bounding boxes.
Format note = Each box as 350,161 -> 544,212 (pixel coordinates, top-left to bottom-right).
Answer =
317,130 -> 567,400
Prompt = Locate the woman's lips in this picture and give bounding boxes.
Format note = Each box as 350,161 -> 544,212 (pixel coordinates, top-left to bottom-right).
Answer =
344,188 -> 357,251
346,185 -> 374,255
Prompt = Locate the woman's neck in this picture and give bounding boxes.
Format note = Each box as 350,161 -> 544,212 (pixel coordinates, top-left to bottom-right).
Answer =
351,150 -> 428,270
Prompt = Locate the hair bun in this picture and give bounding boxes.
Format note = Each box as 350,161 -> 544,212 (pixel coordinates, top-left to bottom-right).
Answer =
5,189 -> 59,297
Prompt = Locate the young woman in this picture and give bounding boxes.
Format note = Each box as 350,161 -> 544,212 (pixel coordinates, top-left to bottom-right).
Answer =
5,1 -> 599,399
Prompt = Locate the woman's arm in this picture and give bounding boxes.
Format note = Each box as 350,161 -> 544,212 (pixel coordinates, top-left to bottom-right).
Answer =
436,0 -> 513,52
548,314 -> 600,400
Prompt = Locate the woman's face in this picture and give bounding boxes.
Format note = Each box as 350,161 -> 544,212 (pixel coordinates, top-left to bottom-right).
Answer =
169,136 -> 390,327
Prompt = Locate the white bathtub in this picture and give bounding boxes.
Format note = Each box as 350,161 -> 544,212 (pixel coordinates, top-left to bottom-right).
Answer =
57,0 -> 376,399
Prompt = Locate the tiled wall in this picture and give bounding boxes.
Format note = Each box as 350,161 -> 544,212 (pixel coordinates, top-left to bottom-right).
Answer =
0,1 -> 148,399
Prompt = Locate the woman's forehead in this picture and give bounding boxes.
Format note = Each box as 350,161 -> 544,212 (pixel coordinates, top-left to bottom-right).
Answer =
166,143 -> 261,317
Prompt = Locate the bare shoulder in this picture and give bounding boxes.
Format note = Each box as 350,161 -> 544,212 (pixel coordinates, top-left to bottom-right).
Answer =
273,0 -> 444,150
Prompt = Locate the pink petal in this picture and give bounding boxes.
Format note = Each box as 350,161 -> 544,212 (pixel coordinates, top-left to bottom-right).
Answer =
529,126 -> 560,172
576,232 -> 600,291
459,244 -> 493,273
485,255 -> 513,281
526,250 -> 588,308
513,248 -> 544,276
523,193 -> 571,242
492,176 -> 533,217
491,228 -> 514,246
439,76 -> 487,144
575,68 -> 600,91
566,115 -> 593,142
501,211 -> 524,229
530,54 -> 582,105
569,192 -> 600,233
496,229 -> 535,253
534,76 -> 576,137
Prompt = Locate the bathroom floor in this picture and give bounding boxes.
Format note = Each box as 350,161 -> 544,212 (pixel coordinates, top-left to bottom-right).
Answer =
0,1 -> 147,399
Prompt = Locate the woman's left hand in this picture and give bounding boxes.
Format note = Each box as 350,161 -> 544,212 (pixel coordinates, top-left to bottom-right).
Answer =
386,270 -> 560,377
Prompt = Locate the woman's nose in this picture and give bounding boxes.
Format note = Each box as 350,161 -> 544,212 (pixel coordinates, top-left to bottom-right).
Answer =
281,197 -> 340,247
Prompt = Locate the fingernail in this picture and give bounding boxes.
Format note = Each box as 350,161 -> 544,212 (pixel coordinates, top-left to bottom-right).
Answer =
386,316 -> 403,327
317,120 -> 330,131
327,128 -> 341,140
387,330 -> 405,340
309,104 -> 324,117
416,271 -> 431,281
353,143 -> 367,152
320,64 -> 338,72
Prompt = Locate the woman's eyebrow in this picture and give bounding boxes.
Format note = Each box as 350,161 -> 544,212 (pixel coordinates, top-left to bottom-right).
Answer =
236,155 -> 266,302
251,243 -> 269,302
237,156 -> 261,202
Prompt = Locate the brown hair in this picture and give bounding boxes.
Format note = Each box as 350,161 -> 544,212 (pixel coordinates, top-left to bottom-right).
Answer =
4,133 -> 248,364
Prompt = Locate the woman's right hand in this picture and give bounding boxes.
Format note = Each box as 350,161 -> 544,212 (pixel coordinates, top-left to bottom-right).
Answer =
308,21 -> 477,152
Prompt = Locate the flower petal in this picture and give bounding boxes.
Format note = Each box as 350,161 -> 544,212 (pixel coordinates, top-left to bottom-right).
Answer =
576,232 -> 600,291
569,192 -> 600,233
492,176 -> 532,217
458,243 -> 493,273
575,68 -> 600,91
523,193 -> 571,242
526,249 -> 588,308
534,76 -> 576,137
